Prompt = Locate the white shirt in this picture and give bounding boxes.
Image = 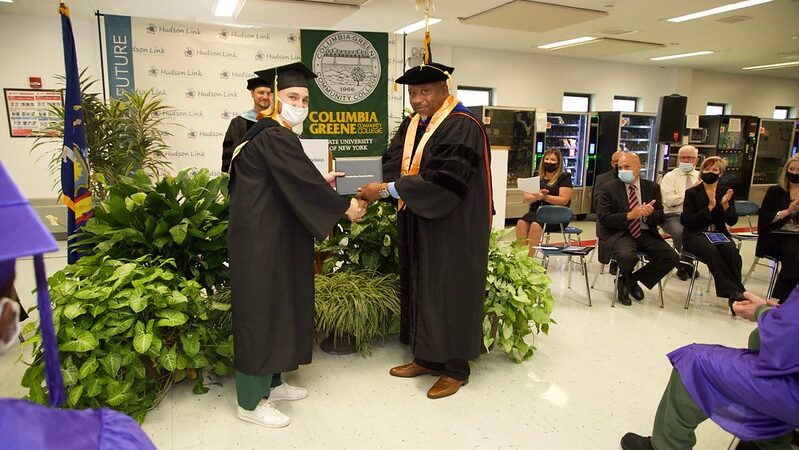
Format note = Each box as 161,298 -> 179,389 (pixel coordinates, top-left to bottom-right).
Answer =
624,178 -> 649,230
660,167 -> 700,215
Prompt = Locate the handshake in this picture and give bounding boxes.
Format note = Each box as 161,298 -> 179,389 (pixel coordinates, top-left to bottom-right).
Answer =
346,181 -> 387,222
325,171 -> 371,222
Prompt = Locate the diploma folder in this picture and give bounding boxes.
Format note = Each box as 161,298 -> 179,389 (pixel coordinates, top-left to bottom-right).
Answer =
333,156 -> 383,195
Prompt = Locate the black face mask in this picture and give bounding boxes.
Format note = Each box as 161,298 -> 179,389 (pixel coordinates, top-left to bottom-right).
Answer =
701,172 -> 720,184
787,172 -> 799,184
543,162 -> 557,173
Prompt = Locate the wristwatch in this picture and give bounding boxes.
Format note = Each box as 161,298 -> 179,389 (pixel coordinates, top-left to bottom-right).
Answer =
378,183 -> 390,199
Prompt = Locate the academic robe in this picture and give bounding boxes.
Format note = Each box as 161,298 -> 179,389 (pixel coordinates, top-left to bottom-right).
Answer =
228,117 -> 349,375
383,105 -> 493,362
222,116 -> 256,173
668,286 -> 799,441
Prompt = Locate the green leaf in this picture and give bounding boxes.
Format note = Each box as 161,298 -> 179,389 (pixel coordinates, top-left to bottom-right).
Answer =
60,331 -> 99,352
105,380 -> 133,406
169,223 -> 188,245
128,293 -> 148,313
161,346 -> 177,372
82,375 -> 103,398
79,356 -> 99,379
170,290 -> 188,305
61,361 -> 80,387
180,332 -> 200,358
133,321 -> 154,354
67,384 -> 84,407
100,352 -> 122,377
63,302 -> 87,319
156,309 -> 188,327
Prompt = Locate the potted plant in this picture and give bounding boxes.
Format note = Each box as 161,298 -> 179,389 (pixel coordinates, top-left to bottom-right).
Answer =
483,230 -> 555,363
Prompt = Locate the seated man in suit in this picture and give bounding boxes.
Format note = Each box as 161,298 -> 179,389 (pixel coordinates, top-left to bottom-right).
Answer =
597,153 -> 679,305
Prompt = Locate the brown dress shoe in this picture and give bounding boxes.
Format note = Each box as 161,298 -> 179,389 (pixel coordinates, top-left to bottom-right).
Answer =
389,362 -> 441,378
426,375 -> 468,399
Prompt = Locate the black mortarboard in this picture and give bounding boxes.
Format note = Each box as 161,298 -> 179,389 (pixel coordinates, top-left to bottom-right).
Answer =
254,62 -> 317,89
395,62 -> 454,85
246,76 -> 271,91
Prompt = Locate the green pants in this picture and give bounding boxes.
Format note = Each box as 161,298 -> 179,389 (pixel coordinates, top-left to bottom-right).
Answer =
651,369 -> 793,450
235,371 -> 282,411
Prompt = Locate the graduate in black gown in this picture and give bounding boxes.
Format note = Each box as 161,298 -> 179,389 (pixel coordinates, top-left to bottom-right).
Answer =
228,62 -> 365,427
358,62 -> 493,399
221,77 -> 272,173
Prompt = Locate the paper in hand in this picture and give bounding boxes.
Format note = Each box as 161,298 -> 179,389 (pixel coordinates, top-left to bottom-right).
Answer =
517,176 -> 540,193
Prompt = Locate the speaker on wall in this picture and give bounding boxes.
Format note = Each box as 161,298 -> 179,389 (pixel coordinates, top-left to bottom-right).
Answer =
655,94 -> 688,143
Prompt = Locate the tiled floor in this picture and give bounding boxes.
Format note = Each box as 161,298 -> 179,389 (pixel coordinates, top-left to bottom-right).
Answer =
0,223 -> 789,449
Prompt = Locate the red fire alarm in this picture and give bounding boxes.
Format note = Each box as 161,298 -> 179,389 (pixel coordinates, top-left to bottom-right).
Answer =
29,77 -> 42,89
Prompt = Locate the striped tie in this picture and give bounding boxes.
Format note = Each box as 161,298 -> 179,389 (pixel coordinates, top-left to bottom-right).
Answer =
628,185 -> 641,238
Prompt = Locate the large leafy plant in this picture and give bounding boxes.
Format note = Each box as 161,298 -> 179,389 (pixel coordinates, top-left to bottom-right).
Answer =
21,254 -> 233,423
484,231 -> 555,363
314,270 -> 400,355
76,169 -> 229,293
32,72 -> 173,200
316,201 -> 399,275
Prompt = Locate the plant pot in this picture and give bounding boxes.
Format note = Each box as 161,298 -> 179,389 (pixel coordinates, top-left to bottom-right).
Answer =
320,334 -> 357,355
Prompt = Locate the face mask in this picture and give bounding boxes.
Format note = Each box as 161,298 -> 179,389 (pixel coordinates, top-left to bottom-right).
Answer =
701,172 -> 719,184
679,162 -> 694,173
279,102 -> 308,127
618,170 -> 634,183
787,172 -> 799,184
0,297 -> 21,356
543,162 -> 557,173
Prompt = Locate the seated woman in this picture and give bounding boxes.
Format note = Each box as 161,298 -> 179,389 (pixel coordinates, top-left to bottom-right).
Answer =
682,156 -> 745,313
757,155 -> 799,303
516,148 -> 573,257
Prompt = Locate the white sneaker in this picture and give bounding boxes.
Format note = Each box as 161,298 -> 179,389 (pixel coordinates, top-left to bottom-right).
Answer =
268,382 -> 308,402
237,400 -> 291,428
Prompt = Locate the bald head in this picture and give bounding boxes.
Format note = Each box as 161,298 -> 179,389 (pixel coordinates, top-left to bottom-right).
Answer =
618,153 -> 641,182
611,150 -> 624,169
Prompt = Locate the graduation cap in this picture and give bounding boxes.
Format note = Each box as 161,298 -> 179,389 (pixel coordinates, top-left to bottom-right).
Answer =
254,62 -> 317,90
395,62 -> 455,85
0,162 -> 64,407
246,76 -> 271,91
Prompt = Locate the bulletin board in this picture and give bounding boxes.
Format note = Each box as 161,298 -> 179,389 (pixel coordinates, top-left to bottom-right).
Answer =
4,88 -> 63,138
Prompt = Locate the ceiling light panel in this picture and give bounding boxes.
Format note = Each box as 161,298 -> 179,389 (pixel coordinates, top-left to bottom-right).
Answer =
667,0 -> 773,23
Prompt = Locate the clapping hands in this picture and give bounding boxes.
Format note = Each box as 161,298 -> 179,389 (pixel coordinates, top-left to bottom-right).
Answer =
631,199 -> 656,219
523,189 -> 548,204
721,189 -> 734,208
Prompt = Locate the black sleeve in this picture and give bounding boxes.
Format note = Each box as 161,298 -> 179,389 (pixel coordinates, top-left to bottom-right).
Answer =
682,187 -> 712,232
597,184 -> 630,231
221,120 -> 238,173
258,128 -> 350,240
758,186 -> 789,232
394,116 -> 486,219
722,187 -> 738,226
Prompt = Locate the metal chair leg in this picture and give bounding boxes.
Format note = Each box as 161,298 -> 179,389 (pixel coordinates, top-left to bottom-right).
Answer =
706,274 -> 713,293
612,261 -> 620,308
657,279 -> 664,308
582,257 -> 592,307
743,257 -> 760,284
766,260 -> 780,300
591,263 -> 605,288
684,259 -> 699,309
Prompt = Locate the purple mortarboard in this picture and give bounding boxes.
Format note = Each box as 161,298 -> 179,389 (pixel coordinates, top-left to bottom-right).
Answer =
0,162 -> 64,407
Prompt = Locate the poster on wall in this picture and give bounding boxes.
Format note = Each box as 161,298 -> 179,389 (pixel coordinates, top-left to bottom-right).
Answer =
100,15 -> 403,174
301,30 -> 388,158
4,88 -> 62,138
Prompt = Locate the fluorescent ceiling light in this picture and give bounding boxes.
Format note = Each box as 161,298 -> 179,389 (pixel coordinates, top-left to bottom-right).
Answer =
0,0 -> 13,3
538,36 -> 598,50
651,51 -> 714,61
214,0 -> 246,18
667,0 -> 773,23
394,18 -> 441,35
742,61 -> 799,70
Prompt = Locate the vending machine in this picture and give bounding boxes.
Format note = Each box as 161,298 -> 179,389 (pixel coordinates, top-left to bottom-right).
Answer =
692,115 -> 760,200
538,112 -> 590,214
750,119 -> 796,204
470,106 -> 537,219
792,119 -> 799,157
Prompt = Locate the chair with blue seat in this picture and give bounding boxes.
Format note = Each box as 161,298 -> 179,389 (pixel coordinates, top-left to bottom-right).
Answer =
731,200 -> 760,249
743,255 -> 781,300
536,205 -> 594,306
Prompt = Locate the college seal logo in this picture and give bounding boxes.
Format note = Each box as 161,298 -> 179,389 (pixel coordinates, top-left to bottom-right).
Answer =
312,31 -> 380,105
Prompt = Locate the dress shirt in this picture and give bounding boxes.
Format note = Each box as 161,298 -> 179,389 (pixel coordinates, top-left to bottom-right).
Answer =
624,178 -> 649,230
661,167 -> 700,215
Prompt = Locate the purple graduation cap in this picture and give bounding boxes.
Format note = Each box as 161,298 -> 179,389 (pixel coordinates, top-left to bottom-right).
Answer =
0,161 -> 64,407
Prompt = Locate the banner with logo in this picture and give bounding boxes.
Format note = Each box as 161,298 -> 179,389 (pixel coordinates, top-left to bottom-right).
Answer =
301,30 -> 387,158
100,16 -> 403,175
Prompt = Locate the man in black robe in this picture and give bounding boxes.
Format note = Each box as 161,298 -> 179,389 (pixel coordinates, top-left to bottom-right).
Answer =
358,62 -> 493,399
228,62 -> 365,427
221,76 -> 272,173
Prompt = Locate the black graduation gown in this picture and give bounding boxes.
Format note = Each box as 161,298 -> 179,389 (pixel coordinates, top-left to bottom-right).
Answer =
383,110 -> 493,362
228,117 -> 349,375
222,116 -> 255,173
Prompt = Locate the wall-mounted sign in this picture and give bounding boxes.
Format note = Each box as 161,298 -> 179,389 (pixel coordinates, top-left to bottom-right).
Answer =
4,88 -> 63,138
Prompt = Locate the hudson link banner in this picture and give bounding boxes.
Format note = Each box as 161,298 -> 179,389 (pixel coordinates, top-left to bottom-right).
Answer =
301,30 -> 388,157
101,15 -> 404,174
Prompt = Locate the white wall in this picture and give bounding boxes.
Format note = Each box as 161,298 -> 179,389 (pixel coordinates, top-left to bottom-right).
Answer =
0,13 -> 102,200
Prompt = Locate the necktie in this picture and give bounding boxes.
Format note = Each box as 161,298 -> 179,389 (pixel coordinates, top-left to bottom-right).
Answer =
685,173 -> 693,191
628,185 -> 641,238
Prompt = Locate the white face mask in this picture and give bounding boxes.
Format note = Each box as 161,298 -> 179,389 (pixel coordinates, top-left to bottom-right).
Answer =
0,297 -> 21,356
279,102 -> 309,127
679,162 -> 694,173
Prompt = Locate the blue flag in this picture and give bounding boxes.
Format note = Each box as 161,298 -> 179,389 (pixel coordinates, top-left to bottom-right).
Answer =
59,1 -> 93,263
